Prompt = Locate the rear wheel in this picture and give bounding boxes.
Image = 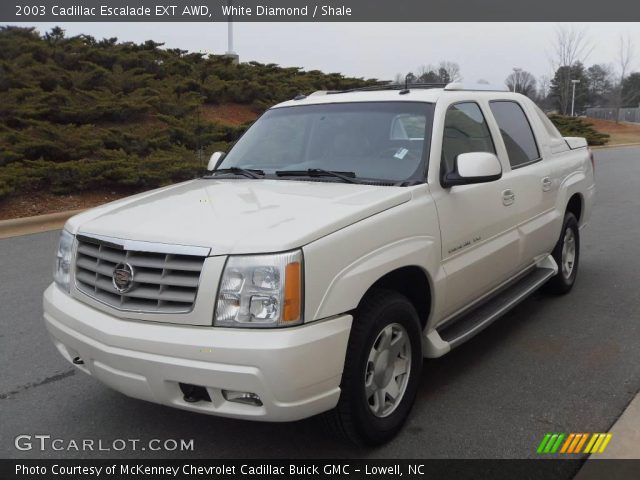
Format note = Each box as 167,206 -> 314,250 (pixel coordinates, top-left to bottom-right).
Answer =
544,212 -> 580,295
325,289 -> 423,445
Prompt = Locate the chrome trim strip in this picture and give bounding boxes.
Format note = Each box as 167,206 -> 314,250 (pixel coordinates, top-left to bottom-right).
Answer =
77,232 -> 211,257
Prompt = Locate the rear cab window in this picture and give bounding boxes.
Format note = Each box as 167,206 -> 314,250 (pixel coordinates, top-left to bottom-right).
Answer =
489,101 -> 541,168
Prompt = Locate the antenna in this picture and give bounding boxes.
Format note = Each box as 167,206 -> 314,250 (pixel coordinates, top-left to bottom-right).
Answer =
399,73 -> 411,95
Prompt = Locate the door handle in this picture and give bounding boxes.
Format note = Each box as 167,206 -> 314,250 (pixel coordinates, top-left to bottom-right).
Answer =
502,189 -> 515,206
542,176 -> 553,192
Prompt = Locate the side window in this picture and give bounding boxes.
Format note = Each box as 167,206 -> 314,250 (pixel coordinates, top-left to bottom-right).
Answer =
490,101 -> 540,168
441,102 -> 495,175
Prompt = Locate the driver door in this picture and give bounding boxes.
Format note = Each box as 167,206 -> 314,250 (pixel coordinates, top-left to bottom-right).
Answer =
432,101 -> 520,318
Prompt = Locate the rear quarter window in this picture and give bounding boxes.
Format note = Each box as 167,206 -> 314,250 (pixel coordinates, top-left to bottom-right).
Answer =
532,104 -> 564,139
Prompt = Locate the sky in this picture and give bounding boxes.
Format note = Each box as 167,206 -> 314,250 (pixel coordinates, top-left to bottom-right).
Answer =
9,22 -> 640,85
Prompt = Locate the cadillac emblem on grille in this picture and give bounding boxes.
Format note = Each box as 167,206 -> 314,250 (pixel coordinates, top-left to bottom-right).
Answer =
112,262 -> 135,293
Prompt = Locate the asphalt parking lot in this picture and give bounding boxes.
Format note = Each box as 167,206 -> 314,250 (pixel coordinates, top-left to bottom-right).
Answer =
1,147 -> 639,469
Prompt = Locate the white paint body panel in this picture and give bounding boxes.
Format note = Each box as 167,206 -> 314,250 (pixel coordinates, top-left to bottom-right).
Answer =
44,284 -> 352,421
66,179 -> 411,255
44,88 -> 595,420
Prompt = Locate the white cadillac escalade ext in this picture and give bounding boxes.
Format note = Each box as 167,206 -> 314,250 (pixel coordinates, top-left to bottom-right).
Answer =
44,83 -> 595,445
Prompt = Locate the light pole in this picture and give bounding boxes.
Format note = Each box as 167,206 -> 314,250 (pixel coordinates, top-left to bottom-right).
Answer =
571,79 -> 580,117
227,20 -> 234,55
224,0 -> 239,64
512,67 -> 522,93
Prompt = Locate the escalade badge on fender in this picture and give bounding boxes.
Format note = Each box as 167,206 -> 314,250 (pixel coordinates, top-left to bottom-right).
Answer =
112,263 -> 135,293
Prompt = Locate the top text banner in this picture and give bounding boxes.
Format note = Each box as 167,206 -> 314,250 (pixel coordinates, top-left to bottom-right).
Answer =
3,0 -> 640,22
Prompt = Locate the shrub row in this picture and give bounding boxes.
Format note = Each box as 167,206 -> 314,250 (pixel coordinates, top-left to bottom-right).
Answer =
549,115 -> 610,146
0,26 -> 378,199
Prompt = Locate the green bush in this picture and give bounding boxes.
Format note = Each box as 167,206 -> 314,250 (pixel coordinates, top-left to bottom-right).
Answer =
0,26 -> 379,200
548,115 -> 610,146
0,147 -> 208,197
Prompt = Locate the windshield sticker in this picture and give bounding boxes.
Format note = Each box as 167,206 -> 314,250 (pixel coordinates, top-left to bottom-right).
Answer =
393,148 -> 409,160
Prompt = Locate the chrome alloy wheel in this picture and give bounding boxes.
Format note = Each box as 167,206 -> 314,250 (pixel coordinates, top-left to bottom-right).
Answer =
364,323 -> 412,418
561,227 -> 576,279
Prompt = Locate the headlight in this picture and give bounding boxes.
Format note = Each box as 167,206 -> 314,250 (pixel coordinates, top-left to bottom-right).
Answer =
53,229 -> 74,292
215,250 -> 303,328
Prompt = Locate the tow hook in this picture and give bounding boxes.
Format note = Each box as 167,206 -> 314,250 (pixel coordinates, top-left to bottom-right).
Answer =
179,383 -> 211,403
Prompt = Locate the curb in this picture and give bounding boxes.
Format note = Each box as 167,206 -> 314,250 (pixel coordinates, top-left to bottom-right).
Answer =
0,209 -> 85,239
574,391 -> 640,479
592,142 -> 640,150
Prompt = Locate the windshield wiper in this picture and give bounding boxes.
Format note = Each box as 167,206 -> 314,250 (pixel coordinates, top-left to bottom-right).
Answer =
275,168 -> 360,184
209,167 -> 264,179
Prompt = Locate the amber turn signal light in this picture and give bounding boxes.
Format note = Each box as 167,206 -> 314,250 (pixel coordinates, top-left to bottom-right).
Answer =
283,261 -> 301,322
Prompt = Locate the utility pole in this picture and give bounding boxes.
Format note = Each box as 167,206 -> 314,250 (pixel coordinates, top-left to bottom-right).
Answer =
512,67 -> 522,93
224,0 -> 239,64
571,79 -> 580,117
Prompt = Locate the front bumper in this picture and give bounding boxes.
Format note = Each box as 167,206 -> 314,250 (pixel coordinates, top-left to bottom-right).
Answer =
43,284 -> 352,422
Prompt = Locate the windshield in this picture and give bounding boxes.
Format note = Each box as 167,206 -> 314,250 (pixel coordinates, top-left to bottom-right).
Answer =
217,102 -> 434,183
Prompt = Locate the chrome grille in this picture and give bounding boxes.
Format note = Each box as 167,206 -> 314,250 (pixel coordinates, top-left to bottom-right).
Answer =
74,236 -> 206,313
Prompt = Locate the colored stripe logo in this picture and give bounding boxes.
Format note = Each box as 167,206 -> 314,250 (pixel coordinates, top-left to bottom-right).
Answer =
537,433 -> 612,454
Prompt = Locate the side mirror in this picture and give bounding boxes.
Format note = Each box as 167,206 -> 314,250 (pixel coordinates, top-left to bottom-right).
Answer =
207,151 -> 226,171
443,152 -> 502,187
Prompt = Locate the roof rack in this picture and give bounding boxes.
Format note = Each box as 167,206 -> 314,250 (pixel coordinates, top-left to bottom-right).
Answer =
444,82 -> 509,92
302,82 -> 509,99
324,82 -> 447,95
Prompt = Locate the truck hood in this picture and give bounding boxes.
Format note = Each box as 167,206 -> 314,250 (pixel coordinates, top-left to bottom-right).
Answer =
67,179 -> 411,255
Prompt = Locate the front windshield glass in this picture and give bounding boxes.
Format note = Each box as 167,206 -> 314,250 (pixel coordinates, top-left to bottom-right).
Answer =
218,102 -> 434,183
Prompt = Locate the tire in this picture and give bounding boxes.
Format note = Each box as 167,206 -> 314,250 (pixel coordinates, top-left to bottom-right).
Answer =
324,288 -> 423,446
544,212 -> 580,295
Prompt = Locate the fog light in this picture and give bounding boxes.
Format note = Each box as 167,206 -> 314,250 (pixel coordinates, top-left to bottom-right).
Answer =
222,390 -> 263,406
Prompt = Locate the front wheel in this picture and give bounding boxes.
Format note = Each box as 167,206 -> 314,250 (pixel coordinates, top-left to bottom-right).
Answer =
325,289 -> 423,445
544,212 -> 580,295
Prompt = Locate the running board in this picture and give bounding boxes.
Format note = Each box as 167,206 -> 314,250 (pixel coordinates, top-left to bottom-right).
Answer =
437,258 -> 557,350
